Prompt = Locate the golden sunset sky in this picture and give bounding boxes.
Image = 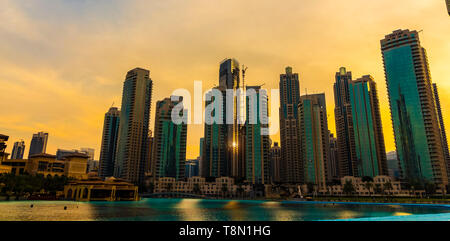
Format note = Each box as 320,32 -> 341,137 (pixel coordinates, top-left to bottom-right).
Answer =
1,0 -> 449,160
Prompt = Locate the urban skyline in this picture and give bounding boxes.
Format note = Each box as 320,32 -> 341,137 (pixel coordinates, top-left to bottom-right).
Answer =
2,1 -> 450,164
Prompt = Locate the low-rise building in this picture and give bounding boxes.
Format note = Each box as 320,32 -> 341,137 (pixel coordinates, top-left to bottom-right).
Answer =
153,176 -> 252,197
0,153 -> 89,179
64,176 -> 139,201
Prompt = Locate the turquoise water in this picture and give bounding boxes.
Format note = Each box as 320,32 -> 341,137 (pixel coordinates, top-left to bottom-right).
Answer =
0,198 -> 449,221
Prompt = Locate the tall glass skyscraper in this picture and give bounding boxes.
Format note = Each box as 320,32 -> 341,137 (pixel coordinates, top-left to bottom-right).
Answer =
381,29 -> 448,187
99,107 -> 120,178
432,83 -> 450,181
245,86 -> 270,184
348,75 -> 388,177
298,93 -> 330,188
334,67 -> 357,177
219,58 -> 242,178
11,140 -> 25,159
114,68 -> 153,185
28,132 -> 48,157
279,67 -> 302,184
202,86 -> 228,178
151,97 -> 187,180
202,59 -> 242,179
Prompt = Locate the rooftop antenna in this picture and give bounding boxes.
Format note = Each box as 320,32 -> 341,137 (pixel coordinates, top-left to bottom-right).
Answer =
110,102 -> 115,108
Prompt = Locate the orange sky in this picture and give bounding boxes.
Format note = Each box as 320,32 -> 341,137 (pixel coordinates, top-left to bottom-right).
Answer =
1,0 -> 449,160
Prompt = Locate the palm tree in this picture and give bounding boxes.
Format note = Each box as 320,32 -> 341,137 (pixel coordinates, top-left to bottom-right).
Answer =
193,183 -> 201,195
221,185 -> 228,198
364,182 -> 373,197
343,180 -> 355,196
383,181 -> 393,196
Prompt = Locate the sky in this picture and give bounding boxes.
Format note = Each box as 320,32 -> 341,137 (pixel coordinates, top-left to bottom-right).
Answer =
1,0 -> 450,160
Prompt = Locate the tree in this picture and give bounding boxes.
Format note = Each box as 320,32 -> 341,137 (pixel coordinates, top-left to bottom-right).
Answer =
193,183 -> 201,195
364,182 -> 373,197
383,181 -> 393,196
343,181 -> 355,196
221,185 -> 228,198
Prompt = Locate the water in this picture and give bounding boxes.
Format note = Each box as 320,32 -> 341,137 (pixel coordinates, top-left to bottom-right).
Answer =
0,198 -> 449,221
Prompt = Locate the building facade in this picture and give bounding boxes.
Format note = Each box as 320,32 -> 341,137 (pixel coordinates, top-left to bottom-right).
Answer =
114,68 -> 153,185
279,67 -> 302,184
151,97 -> 187,180
348,75 -> 388,177
298,93 -> 330,189
99,107 -> 120,178
432,83 -> 450,180
328,132 -> 340,182
381,29 -> 448,187
28,132 -> 48,157
334,67 -> 357,178
270,142 -> 281,183
11,140 -> 25,159
245,86 -> 270,184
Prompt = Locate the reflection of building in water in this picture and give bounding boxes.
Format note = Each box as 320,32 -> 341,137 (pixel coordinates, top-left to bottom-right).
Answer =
64,176 -> 139,201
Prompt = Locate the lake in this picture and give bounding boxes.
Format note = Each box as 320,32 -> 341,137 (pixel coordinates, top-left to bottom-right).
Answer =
0,198 -> 449,221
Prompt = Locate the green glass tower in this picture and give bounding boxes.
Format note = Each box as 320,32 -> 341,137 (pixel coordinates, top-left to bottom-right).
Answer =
151,97 -> 187,180
381,29 -> 448,187
348,75 -> 388,178
245,86 -> 270,184
298,93 -> 330,188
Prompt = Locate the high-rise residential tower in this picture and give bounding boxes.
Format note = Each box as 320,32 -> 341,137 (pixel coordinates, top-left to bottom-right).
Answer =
279,67 -> 302,184
99,107 -> 120,177
219,58 -> 242,178
328,132 -> 339,181
432,83 -> 450,179
334,67 -> 357,178
270,142 -> 281,184
114,68 -> 153,185
0,134 -> 9,161
28,132 -> 48,157
245,86 -> 270,184
298,93 -> 330,188
151,96 -> 187,180
99,107 -> 120,178
11,140 -> 25,159
348,75 -> 388,177
202,86 -> 228,178
202,59 -> 242,179
381,29 -> 448,187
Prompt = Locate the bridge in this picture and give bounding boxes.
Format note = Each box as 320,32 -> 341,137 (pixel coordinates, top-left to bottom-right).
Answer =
141,192 -> 207,199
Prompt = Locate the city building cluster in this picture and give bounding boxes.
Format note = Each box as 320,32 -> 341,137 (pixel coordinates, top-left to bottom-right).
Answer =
1,29 -> 449,198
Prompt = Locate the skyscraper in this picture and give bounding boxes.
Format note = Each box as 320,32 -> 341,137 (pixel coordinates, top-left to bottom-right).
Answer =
0,134 -> 9,162
11,140 -> 25,159
245,86 -> 270,184
348,75 -> 388,177
219,58 -> 241,178
202,58 -> 242,179
381,29 -> 448,187
447,0 -> 450,15
114,68 -> 153,185
279,67 -> 302,184
151,96 -> 187,180
298,93 -> 330,188
202,86 -> 228,178
334,67 -> 357,178
99,107 -> 120,178
144,130 -> 154,174
270,142 -> 281,184
328,132 -> 340,181
28,132 -> 48,157
432,83 -> 450,179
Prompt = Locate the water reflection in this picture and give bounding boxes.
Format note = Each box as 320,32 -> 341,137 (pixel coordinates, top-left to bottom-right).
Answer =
0,199 -> 448,221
